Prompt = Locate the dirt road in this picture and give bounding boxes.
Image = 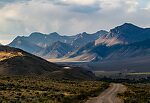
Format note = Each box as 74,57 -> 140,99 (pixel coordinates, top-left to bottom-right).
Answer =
86,83 -> 126,103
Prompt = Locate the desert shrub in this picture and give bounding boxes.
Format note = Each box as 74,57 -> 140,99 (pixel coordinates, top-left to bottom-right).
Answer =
118,83 -> 150,103
0,76 -> 109,103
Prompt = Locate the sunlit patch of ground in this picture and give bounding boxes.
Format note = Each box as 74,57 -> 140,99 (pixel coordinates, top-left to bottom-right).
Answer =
0,52 -> 24,61
48,58 -> 87,62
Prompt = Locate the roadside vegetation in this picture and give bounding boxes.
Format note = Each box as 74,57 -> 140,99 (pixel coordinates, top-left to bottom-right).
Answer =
118,83 -> 150,103
0,76 -> 109,103
96,74 -> 150,103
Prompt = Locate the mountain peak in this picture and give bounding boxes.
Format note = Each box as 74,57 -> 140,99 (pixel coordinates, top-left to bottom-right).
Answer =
49,32 -> 60,36
13,36 -> 26,42
77,32 -> 88,36
123,22 -> 134,26
110,23 -> 143,34
29,32 -> 45,38
117,23 -> 142,29
95,30 -> 108,34
82,32 -> 88,35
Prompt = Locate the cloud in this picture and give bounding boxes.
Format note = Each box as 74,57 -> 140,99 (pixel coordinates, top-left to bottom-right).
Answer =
69,5 -> 100,13
143,1 -> 150,10
54,0 -> 97,6
0,0 -> 150,44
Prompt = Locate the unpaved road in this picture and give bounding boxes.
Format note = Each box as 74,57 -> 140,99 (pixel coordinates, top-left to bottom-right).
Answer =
86,83 -> 126,103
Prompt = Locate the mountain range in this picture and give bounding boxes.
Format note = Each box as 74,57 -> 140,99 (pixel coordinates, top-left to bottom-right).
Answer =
9,30 -> 108,59
8,23 -> 150,65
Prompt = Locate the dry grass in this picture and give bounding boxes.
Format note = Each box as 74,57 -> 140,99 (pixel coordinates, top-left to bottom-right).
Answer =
0,52 -> 24,61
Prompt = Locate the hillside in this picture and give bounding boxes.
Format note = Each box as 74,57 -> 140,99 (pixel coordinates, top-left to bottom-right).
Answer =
0,45 -> 61,75
0,45 -> 96,80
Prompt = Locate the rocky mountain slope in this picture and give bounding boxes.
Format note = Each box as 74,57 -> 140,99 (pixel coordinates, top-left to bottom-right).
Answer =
95,23 -> 150,46
65,23 -> 150,62
9,31 -> 107,59
35,41 -> 75,59
66,38 -> 150,62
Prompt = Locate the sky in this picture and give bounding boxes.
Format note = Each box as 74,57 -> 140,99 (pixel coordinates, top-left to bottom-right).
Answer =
0,0 -> 150,44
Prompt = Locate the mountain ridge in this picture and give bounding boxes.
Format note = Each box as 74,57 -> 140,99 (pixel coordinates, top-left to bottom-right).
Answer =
9,30 -> 107,59
8,23 -> 150,63
95,23 -> 150,46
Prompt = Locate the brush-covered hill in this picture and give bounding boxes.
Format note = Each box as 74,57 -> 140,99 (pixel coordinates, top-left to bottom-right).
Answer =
0,45 -> 61,75
0,45 -> 96,80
